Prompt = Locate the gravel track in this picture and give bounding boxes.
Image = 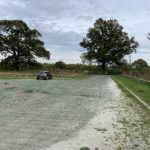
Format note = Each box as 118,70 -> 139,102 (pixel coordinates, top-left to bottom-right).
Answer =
0,76 -> 149,150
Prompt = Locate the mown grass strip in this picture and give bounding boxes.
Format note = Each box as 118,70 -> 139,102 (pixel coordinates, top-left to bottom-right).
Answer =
0,73 -> 89,80
112,75 -> 150,109
0,75 -> 34,80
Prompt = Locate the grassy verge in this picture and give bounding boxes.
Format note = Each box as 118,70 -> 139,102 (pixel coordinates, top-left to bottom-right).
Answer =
112,75 -> 150,105
0,76 -> 34,80
0,74 -> 35,80
0,72 -> 89,80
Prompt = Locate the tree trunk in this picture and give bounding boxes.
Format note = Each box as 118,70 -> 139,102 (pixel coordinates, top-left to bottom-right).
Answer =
102,61 -> 106,74
13,55 -> 20,71
14,58 -> 19,71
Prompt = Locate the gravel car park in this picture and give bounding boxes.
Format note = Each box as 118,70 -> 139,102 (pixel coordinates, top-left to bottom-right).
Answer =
0,76 -> 149,150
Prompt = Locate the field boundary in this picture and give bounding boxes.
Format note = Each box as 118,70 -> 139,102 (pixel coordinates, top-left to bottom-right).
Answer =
123,75 -> 150,83
113,77 -> 150,111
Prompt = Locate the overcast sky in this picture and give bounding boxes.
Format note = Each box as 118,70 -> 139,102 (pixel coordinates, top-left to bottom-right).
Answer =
0,0 -> 150,64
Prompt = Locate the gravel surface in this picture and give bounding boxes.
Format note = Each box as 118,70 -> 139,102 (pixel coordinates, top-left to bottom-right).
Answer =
0,76 -> 149,150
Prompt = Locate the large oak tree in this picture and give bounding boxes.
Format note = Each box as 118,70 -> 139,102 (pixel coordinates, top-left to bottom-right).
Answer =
0,20 -> 50,70
80,18 -> 139,72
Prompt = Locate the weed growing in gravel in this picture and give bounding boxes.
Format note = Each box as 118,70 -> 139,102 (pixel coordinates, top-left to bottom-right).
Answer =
95,128 -> 107,132
116,146 -> 123,150
80,147 -> 90,150
5,87 -> 16,90
24,89 -> 34,93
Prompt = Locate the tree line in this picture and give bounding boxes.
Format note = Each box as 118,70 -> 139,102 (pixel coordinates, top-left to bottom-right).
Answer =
0,19 -> 149,73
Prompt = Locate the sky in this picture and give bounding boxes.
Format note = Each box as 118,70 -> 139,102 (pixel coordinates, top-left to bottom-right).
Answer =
0,0 -> 150,64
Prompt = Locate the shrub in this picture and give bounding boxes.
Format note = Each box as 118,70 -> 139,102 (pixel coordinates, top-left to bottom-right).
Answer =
80,147 -> 90,150
55,61 -> 66,69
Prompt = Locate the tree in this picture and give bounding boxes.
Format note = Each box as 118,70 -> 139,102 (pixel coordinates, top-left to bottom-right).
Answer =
55,61 -> 66,69
148,33 -> 150,40
132,59 -> 148,72
0,20 -> 50,70
80,18 -> 139,72
122,59 -> 128,65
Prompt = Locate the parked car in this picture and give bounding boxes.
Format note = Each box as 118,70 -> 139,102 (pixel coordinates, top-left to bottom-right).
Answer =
37,71 -> 53,80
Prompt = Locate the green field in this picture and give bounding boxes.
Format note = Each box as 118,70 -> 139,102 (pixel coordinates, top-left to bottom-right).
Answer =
112,75 -> 150,105
0,72 -> 35,80
0,75 -> 34,80
0,72 -> 89,80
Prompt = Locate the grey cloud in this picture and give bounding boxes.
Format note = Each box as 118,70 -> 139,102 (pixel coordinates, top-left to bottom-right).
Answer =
42,30 -> 83,52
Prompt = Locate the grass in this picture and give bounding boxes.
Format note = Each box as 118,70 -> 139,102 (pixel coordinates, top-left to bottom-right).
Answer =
112,75 -> 150,105
80,147 -> 90,150
0,71 -> 89,80
95,128 -> 108,132
0,71 -> 35,80
0,75 -> 34,80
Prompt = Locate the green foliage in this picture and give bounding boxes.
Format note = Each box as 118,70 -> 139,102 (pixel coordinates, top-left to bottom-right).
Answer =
132,59 -> 148,72
80,18 -> 139,72
0,20 -> 50,70
80,147 -> 90,150
66,64 -> 83,70
0,59 -> 42,71
42,63 -> 55,71
107,67 -> 122,75
121,64 -> 132,71
55,61 -> 66,69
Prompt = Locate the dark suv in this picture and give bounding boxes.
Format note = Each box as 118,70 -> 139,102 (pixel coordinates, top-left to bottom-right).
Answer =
37,71 -> 53,80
